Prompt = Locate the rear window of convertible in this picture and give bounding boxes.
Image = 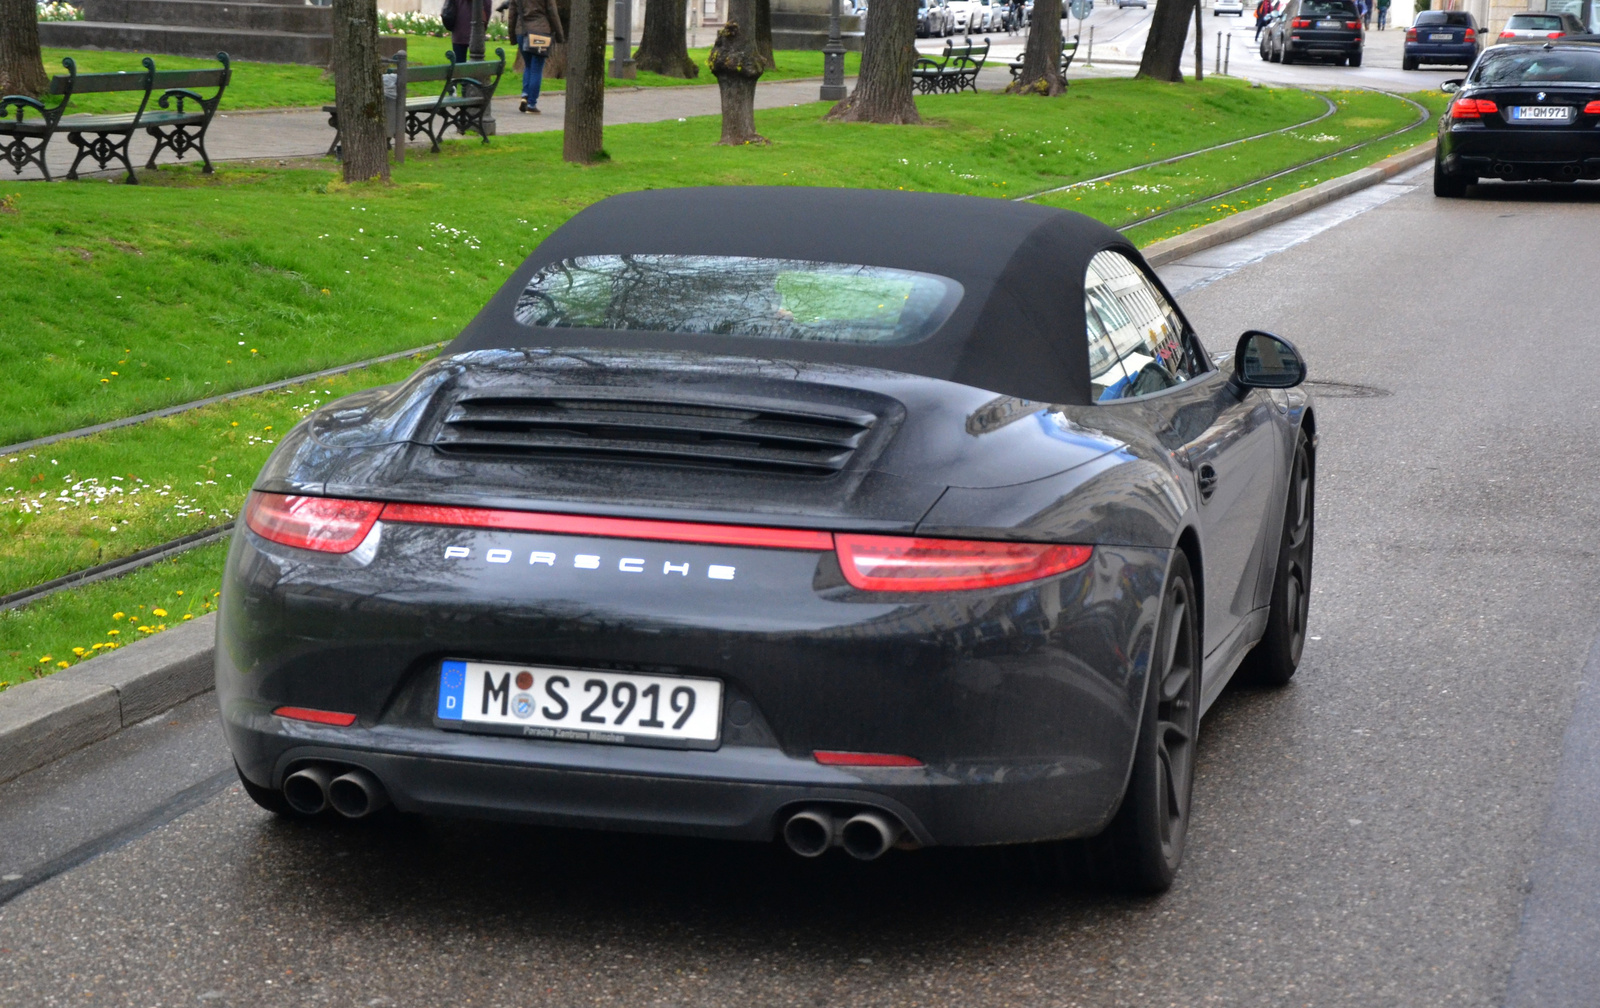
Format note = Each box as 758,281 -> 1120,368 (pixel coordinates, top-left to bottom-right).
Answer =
1472,48 -> 1600,84
513,254 -> 963,345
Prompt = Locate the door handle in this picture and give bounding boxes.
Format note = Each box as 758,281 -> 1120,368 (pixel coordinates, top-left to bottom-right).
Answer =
1196,463 -> 1218,501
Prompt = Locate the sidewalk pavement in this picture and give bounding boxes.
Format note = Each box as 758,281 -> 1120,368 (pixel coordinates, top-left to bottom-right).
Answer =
3,74 -> 860,183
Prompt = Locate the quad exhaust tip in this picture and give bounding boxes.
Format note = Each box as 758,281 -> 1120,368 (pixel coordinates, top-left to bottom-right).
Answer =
283,763 -> 390,819
781,806 -> 905,860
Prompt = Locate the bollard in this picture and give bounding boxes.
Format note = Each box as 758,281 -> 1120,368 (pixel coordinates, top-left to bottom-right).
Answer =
1215,31 -> 1221,74
1224,33 -> 1231,75
1087,25 -> 1094,65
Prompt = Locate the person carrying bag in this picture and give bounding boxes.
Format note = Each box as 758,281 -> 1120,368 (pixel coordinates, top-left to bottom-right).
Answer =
502,0 -> 565,114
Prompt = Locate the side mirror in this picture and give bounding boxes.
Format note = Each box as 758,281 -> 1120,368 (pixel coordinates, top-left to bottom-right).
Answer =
1440,78 -> 1465,93
1229,330 -> 1307,392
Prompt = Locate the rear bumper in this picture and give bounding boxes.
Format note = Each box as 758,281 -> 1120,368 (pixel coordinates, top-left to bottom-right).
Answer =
1404,43 -> 1477,62
1441,126 -> 1600,178
219,523 -> 1170,847
1285,37 -> 1362,57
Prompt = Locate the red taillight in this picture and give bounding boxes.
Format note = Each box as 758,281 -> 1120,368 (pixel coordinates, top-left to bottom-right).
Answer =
1548,30 -> 1564,38
379,502 -> 834,551
1345,20 -> 1361,28
244,492 -> 383,553
1499,30 -> 1515,38
273,706 -> 358,726
814,751 -> 924,767
1292,17 -> 1310,26
834,534 -> 1092,592
1406,26 -> 1417,40
1585,100 -> 1600,114
1464,27 -> 1475,40
1451,97 -> 1498,118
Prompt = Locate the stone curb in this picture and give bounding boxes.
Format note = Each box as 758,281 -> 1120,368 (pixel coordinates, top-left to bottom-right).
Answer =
0,140 -> 1436,788
0,613 -> 216,787
1141,138 -> 1436,267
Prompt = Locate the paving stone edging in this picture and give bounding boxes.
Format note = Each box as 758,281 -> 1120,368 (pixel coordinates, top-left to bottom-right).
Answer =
0,141 -> 1437,785
0,613 -> 216,787
1142,138 -> 1437,267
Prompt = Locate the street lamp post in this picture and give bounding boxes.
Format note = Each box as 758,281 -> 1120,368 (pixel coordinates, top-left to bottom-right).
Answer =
820,0 -> 846,100
610,0 -> 637,78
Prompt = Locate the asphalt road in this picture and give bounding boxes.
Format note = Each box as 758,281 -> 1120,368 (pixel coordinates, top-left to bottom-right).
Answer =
4,176 -> 1600,1007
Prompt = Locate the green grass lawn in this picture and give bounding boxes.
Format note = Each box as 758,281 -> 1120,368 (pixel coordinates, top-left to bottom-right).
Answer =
0,79 -> 1326,448
36,43 -> 861,114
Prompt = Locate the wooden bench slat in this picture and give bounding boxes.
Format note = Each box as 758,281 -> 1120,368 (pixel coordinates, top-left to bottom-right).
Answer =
150,69 -> 228,88
59,71 -> 153,95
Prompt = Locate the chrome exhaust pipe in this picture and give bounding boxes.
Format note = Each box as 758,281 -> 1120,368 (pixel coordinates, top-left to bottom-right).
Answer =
1494,162 -> 1515,177
283,765 -> 334,815
781,808 -> 837,857
327,768 -> 389,819
840,810 -> 903,861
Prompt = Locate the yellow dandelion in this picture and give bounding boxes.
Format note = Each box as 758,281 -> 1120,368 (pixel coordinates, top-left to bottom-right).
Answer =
100,379 -> 109,383
113,611 -> 124,619
72,647 -> 86,655
110,371 -> 119,376
182,613 -> 194,620
152,608 -> 168,617
230,422 -> 238,427
57,661 -> 69,668
176,591 -> 184,596
107,629 -> 120,636
38,655 -> 52,663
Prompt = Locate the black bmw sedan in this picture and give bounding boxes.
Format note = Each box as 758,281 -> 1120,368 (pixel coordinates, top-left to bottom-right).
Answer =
218,188 -> 1315,893
1435,41 -> 1600,195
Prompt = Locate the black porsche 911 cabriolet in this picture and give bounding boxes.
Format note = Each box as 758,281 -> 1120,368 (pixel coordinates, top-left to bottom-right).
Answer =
219,187 -> 1315,893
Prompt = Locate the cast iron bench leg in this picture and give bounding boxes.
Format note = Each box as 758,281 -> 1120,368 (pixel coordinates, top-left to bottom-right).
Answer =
144,124 -> 213,173
67,130 -> 139,183
1,134 -> 52,181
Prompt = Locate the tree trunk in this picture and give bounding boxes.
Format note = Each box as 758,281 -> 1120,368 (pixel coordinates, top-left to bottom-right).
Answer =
635,0 -> 700,76
545,0 -> 573,76
1006,0 -> 1062,95
1136,0 -> 1194,82
332,0 -> 390,182
709,0 -> 767,144
564,0 -> 608,161
753,0 -> 774,69
825,0 -> 918,124
0,0 -> 48,98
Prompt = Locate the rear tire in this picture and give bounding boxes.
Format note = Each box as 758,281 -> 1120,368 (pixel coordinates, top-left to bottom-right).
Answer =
1433,163 -> 1469,197
1402,55 -> 1417,70
236,761 -> 293,816
1349,52 -> 1362,66
1279,44 -> 1293,63
1236,431 -> 1314,688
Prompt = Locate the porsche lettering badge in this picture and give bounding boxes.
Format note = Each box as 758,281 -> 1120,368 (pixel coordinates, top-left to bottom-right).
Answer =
442,545 -> 735,580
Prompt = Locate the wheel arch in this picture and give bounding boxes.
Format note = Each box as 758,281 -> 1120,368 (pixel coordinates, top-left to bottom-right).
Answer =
1173,525 -> 1204,659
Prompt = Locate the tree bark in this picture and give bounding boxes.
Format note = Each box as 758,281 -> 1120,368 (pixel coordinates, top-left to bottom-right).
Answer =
753,0 -> 774,70
1136,0 -> 1195,82
709,0 -> 767,144
563,0 -> 608,161
825,0 -> 919,124
332,0 -> 390,182
0,0 -> 48,98
1006,0 -> 1062,95
635,0 -> 700,76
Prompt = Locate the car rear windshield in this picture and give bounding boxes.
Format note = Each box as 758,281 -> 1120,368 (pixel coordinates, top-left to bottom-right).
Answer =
1471,47 -> 1600,83
1415,11 -> 1471,25
513,255 -> 963,345
1506,13 -> 1565,28
1300,1 -> 1358,16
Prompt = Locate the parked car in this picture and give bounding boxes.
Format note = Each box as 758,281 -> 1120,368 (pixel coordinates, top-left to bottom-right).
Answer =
974,0 -> 1000,30
917,0 -> 951,37
1118,0 -> 1149,8
946,0 -> 975,31
1404,10 -> 1480,69
1214,0 -> 1246,16
1263,0 -> 1365,65
1435,41 -> 1600,194
1496,11 -> 1587,41
220,186 -> 1317,894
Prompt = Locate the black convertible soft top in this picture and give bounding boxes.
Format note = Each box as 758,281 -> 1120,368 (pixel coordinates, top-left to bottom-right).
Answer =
449,187 -> 1139,405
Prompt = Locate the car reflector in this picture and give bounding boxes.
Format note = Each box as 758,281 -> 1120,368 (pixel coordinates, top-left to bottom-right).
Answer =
244,493 -> 383,553
378,502 -> 835,551
834,534 -> 1092,592
273,706 -> 358,726
814,751 -> 924,767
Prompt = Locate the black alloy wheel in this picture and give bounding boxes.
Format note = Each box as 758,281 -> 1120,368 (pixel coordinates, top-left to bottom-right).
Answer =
1032,552 -> 1201,893
1238,430 -> 1314,686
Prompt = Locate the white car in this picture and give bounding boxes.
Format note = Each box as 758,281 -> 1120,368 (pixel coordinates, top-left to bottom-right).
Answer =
974,0 -> 1000,29
946,0 -> 975,30
1214,0 -> 1245,14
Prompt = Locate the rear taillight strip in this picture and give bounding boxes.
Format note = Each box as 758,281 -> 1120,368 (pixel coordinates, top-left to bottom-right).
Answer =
378,502 -> 835,551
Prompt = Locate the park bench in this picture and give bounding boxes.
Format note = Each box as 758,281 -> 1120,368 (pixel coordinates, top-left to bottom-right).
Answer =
1008,34 -> 1080,86
0,54 -> 231,183
324,49 -> 506,158
911,39 -> 991,94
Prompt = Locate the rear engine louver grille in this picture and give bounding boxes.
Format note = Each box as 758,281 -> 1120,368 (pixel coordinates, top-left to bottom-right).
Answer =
430,395 -> 877,476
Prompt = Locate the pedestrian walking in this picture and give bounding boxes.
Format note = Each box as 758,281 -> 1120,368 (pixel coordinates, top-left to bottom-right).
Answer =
1254,0 -> 1271,40
1376,0 -> 1389,29
1360,0 -> 1372,28
449,0 -> 492,63
504,0 -> 564,114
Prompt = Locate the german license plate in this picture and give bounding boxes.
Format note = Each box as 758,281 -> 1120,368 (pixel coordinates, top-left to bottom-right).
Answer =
1316,19 -> 1341,26
1511,106 -> 1572,121
436,659 -> 723,747
1429,31 -> 1453,39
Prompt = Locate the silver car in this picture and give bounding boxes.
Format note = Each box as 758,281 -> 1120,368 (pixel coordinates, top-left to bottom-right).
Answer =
1495,11 -> 1587,41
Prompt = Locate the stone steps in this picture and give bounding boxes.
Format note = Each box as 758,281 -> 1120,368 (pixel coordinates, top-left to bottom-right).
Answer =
39,21 -> 335,64
81,0 -> 332,33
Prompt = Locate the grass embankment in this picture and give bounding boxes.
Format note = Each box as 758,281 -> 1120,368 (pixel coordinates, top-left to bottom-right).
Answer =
0,79 -> 1325,448
37,45 -> 863,114
1,80 -> 1436,687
